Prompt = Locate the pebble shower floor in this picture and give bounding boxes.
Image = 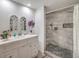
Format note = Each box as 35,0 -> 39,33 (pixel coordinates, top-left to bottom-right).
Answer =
46,43 -> 73,58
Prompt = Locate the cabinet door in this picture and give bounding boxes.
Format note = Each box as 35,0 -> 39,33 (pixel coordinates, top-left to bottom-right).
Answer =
18,44 -> 37,58
0,54 -> 5,58
28,41 -> 38,57
27,38 -> 38,57
18,45 -> 30,58
5,49 -> 18,58
0,45 -> 6,58
18,37 -> 38,58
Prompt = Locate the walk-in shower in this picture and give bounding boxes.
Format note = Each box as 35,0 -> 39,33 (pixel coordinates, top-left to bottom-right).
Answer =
46,6 -> 73,58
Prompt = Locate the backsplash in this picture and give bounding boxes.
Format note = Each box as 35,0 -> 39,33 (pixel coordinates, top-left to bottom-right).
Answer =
46,7 -> 73,51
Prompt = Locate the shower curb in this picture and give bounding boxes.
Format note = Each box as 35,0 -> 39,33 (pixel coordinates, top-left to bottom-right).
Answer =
45,51 -> 61,58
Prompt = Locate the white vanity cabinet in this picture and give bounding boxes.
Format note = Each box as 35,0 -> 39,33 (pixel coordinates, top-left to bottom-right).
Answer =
0,35 -> 38,58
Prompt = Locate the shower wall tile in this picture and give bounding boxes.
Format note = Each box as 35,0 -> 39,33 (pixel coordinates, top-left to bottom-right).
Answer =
46,7 -> 73,51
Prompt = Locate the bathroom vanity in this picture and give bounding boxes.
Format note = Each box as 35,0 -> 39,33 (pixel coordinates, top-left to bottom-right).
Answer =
0,34 -> 38,58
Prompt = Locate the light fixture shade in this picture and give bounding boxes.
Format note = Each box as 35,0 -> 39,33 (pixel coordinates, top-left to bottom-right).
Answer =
27,3 -> 31,7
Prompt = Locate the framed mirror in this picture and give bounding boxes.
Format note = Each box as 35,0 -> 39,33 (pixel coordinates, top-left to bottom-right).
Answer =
20,17 -> 26,34
10,15 -> 18,32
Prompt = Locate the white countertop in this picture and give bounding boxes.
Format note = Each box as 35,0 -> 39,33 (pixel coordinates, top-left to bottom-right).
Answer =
0,34 -> 37,46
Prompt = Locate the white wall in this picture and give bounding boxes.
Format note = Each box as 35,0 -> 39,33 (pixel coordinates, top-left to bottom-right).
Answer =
0,0 -> 35,33
73,4 -> 79,58
35,7 -> 45,55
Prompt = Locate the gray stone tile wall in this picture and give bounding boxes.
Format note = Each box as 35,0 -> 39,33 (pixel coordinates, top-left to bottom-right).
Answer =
46,7 -> 73,51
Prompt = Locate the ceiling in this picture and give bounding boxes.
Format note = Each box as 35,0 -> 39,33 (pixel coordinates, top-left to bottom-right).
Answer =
44,0 -> 79,13
12,0 -> 79,12
12,0 -> 43,10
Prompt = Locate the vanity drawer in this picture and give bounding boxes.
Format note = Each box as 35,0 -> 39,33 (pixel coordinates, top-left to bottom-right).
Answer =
27,37 -> 38,47
4,39 -> 27,51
